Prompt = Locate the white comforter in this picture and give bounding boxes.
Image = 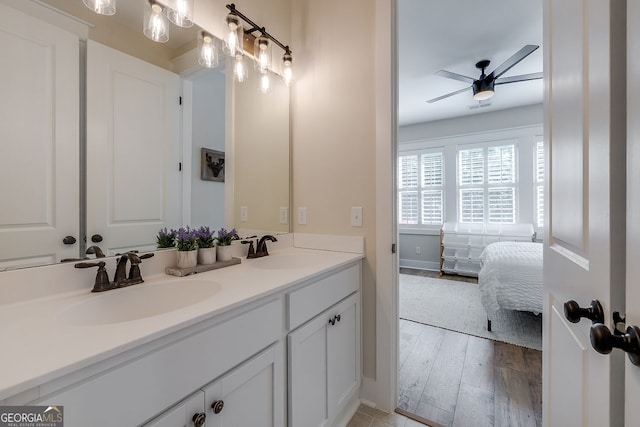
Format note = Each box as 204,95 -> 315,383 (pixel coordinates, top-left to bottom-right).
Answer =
478,241 -> 543,320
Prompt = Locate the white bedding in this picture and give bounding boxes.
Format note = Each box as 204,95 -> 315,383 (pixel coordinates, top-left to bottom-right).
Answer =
478,241 -> 543,320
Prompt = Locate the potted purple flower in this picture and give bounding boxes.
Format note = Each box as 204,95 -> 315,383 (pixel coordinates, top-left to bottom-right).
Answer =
156,227 -> 176,249
216,227 -> 238,261
196,226 -> 217,265
175,226 -> 198,268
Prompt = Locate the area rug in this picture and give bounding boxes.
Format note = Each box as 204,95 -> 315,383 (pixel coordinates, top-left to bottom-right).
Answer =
399,274 -> 542,350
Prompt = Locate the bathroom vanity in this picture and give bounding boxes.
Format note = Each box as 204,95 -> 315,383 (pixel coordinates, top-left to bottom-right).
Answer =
0,235 -> 363,427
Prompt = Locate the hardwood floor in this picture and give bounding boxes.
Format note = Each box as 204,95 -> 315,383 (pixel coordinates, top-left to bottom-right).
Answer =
397,320 -> 542,427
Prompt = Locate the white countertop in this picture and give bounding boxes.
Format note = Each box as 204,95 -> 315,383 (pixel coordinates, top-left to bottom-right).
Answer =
0,238 -> 364,401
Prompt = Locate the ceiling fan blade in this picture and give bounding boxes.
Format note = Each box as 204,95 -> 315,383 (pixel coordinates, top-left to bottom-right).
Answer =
435,70 -> 476,84
489,45 -> 540,79
426,86 -> 471,104
495,72 -> 543,85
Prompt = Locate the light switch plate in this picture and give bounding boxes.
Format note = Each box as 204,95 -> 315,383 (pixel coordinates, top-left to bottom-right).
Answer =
279,207 -> 288,224
297,207 -> 307,225
240,206 -> 248,222
351,207 -> 363,227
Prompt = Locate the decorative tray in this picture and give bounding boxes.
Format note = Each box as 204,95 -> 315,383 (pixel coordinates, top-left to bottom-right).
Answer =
165,257 -> 241,277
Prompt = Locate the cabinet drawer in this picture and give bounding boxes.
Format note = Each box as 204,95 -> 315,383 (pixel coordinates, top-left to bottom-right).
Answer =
34,299 -> 282,427
287,263 -> 360,330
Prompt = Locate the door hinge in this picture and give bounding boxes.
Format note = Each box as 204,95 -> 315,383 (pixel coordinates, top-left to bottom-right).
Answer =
178,162 -> 182,171
391,243 -> 396,254
179,96 -> 182,105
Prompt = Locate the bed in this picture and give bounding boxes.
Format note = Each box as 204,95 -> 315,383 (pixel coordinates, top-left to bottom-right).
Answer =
478,241 -> 543,331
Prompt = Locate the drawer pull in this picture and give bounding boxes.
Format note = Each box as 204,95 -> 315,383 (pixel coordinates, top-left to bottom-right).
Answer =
192,412 -> 206,427
212,399 -> 224,414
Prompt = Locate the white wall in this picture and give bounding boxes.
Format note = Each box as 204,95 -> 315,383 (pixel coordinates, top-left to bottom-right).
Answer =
290,0 -> 377,379
190,69 -> 226,229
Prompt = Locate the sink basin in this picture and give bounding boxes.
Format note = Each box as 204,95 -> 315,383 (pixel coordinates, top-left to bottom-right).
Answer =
247,252 -> 319,270
59,279 -> 221,325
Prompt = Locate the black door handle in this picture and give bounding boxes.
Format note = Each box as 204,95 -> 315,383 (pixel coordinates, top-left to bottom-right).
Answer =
590,323 -> 640,366
564,299 -> 605,324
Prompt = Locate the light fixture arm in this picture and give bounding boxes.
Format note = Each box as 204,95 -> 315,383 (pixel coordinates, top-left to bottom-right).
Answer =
226,3 -> 292,55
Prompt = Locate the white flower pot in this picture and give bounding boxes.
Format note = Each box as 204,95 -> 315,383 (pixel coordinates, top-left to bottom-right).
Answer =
176,249 -> 198,269
198,247 -> 217,265
217,245 -> 233,262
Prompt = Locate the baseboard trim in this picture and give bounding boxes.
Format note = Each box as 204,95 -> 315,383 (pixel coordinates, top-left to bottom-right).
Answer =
398,260 -> 440,271
333,392 -> 361,427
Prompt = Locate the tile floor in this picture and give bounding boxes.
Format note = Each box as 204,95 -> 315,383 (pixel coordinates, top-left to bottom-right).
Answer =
347,404 -> 429,427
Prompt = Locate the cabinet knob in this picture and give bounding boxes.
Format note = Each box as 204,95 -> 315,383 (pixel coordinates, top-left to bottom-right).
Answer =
192,412 -> 206,427
63,236 -> 77,245
211,399 -> 224,414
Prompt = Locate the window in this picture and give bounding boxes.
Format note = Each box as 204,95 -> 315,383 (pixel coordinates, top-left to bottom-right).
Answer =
458,143 -> 516,224
535,141 -> 544,227
398,151 -> 444,226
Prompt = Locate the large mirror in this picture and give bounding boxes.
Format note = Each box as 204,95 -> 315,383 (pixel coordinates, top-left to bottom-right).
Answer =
0,0 -> 290,270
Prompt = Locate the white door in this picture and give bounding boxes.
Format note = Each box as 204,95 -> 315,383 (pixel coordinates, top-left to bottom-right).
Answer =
626,1 -> 640,422
0,2 -> 80,268
86,40 -> 181,256
543,0 -> 627,425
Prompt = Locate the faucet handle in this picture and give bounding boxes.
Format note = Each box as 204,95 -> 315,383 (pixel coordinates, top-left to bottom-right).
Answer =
127,252 -> 154,284
75,261 -> 112,292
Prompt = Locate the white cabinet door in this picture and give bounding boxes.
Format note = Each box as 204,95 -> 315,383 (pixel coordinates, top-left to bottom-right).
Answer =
143,392 -> 205,427
86,40 -> 181,256
543,0 -> 626,425
0,2 -> 79,268
288,292 -> 360,427
202,345 -> 284,427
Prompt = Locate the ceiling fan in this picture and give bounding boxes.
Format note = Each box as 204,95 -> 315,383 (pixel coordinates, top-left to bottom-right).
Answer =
426,44 -> 543,104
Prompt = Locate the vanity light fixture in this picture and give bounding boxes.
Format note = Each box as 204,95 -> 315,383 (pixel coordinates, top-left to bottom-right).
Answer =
198,31 -> 219,68
254,33 -> 272,73
223,12 -> 243,57
82,0 -> 116,16
224,3 -> 294,86
166,0 -> 194,28
282,49 -> 293,87
143,0 -> 169,43
233,54 -> 249,83
258,72 -> 271,94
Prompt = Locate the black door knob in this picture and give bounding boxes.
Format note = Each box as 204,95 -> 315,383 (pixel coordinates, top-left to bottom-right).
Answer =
211,400 -> 224,414
590,323 -> 640,366
192,412 -> 206,427
63,236 -> 77,245
564,299 -> 605,324
91,234 -> 103,243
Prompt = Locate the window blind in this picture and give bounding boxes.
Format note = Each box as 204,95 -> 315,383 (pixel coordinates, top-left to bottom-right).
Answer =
398,152 -> 444,227
535,141 -> 544,227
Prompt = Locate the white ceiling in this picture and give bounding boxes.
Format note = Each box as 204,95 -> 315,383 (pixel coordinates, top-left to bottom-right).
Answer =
398,0 -> 543,126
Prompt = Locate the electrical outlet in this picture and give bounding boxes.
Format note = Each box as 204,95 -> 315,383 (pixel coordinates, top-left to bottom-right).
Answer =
279,207 -> 288,224
240,206 -> 248,222
297,207 -> 307,225
416,246 -> 421,254
351,207 -> 363,227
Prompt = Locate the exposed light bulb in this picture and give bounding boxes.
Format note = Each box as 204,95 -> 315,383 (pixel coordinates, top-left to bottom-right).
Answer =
198,32 -> 219,68
259,72 -> 271,94
254,35 -> 272,73
234,54 -> 249,83
282,52 -> 293,86
167,0 -> 193,28
83,0 -> 116,15
223,13 -> 243,57
144,1 -> 169,43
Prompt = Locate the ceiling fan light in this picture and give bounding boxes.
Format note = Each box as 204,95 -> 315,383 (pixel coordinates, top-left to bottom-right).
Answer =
472,79 -> 495,101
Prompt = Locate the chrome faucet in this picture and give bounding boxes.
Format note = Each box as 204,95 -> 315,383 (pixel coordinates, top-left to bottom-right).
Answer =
75,251 -> 154,292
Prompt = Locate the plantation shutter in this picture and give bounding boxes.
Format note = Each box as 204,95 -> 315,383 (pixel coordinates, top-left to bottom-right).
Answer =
460,189 -> 484,223
535,141 -> 544,227
459,148 -> 484,185
421,153 -> 444,224
398,155 -> 419,224
488,187 -> 515,223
